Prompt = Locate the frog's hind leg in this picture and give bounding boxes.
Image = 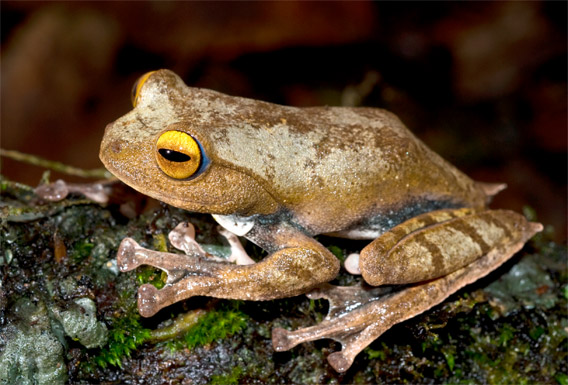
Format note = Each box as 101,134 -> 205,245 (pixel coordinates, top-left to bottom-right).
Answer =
359,208 -> 537,286
272,213 -> 541,373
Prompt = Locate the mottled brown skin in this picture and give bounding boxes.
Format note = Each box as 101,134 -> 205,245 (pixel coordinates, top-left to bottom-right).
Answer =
100,70 -> 487,232
100,70 -> 541,372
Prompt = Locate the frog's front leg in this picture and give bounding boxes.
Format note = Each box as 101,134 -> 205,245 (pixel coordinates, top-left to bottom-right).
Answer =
273,209 -> 542,372
118,223 -> 339,317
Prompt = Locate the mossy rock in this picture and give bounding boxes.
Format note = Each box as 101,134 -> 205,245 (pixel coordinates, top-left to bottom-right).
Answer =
1,177 -> 566,384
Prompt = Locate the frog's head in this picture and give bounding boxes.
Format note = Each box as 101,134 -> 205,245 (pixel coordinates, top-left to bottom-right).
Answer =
99,69 -> 278,216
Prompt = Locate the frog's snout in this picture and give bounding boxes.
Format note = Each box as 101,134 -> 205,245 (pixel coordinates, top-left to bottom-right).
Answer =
100,121 -> 121,154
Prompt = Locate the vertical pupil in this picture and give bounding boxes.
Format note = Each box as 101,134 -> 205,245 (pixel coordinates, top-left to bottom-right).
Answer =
158,148 -> 191,162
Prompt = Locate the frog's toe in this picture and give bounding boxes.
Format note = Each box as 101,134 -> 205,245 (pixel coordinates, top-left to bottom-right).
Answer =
168,222 -> 208,256
137,275 -> 222,317
218,227 -> 256,265
117,237 -> 141,271
327,351 -> 353,373
137,284 -> 161,317
271,283 -> 388,372
271,327 -> 294,351
271,299 -> 378,373
344,253 -> 361,275
306,282 -> 393,319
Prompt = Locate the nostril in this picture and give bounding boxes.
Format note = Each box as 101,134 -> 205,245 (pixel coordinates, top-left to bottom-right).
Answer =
111,140 -> 123,154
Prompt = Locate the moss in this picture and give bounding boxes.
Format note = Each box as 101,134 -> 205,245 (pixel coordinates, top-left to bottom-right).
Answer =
164,302 -> 248,351
327,244 -> 345,262
88,314 -> 151,370
135,266 -> 167,289
149,309 -> 206,342
152,233 -> 169,252
209,366 -> 243,385
439,300 -> 567,385
556,372 -> 568,385
70,240 -> 94,263
365,343 -> 387,361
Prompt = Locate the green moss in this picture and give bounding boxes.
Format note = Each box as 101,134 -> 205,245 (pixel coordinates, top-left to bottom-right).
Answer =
209,366 -> 243,385
556,372 -> 568,385
529,325 -> 546,341
70,240 -> 94,263
152,233 -> 169,252
181,306 -> 247,349
164,303 -> 248,351
366,342 -> 388,361
149,309 -> 205,342
442,346 -> 456,371
88,314 -> 151,369
327,245 -> 344,262
453,306 -> 565,384
497,323 -> 516,347
136,266 -> 166,289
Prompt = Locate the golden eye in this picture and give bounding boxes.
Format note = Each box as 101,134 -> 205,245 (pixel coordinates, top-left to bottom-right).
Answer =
131,71 -> 156,107
156,131 -> 206,179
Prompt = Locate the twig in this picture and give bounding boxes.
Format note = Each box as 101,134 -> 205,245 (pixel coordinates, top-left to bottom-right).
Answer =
0,148 -> 112,179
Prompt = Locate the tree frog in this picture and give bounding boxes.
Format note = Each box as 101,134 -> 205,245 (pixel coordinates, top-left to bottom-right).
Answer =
99,70 -> 542,372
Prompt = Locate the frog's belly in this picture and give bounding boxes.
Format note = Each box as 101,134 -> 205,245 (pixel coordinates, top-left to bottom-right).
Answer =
326,228 -> 382,240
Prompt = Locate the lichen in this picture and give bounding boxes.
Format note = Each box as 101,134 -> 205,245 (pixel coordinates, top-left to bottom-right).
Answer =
54,297 -> 108,349
0,299 -> 67,385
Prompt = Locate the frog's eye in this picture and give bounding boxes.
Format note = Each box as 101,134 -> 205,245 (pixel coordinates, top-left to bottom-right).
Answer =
155,131 -> 209,179
131,71 -> 156,107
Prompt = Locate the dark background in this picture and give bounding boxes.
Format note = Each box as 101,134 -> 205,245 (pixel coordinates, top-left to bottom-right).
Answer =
1,1 -> 566,240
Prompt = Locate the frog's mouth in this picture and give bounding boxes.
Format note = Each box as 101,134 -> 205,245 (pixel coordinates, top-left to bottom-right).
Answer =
100,146 -> 213,211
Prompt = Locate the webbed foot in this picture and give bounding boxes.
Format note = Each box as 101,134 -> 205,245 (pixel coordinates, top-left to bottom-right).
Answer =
272,282 -> 399,372
117,237 -> 225,316
117,222 -> 340,317
272,221 -> 543,373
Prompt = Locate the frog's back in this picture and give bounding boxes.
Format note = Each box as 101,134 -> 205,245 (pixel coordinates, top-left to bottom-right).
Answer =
205,98 -> 488,235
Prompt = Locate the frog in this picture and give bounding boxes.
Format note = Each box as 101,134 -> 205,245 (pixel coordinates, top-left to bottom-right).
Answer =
99,69 -> 542,372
